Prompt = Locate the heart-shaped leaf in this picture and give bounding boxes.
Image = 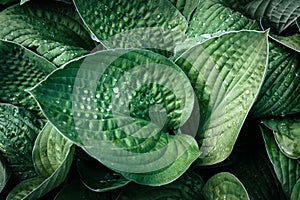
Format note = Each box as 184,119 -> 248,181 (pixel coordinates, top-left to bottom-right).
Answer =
0,2 -> 95,66
176,30 -> 268,165
261,125 -> 300,199
244,0 -> 300,34
202,172 -> 250,200
0,155 -> 10,193
73,0 -> 187,52
29,49 -> 199,185
168,0 -> 200,21
0,104 -> 44,181
0,40 -> 55,117
251,41 -> 300,117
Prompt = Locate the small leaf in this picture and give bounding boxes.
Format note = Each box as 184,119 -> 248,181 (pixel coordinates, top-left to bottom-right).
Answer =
176,30 -> 268,165
77,158 -> 130,192
0,104 -> 44,181
251,41 -> 300,117
73,0 -> 187,51
168,0 -> 200,21
291,178 -> 300,200
244,0 -> 300,34
271,33 -> 300,53
202,172 -> 250,200
32,122 -> 73,177
187,0 -> 259,42
0,39 -> 55,117
0,2 -> 95,66
0,155 -> 10,193
261,125 -> 300,199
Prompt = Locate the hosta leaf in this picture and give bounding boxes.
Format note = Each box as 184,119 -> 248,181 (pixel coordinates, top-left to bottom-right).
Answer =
168,0 -> 200,21
0,104 -> 44,181
0,155 -> 10,193
263,116 -> 300,159
0,2 -> 95,66
244,0 -> 300,34
202,172 -> 250,200
33,122 -> 73,177
271,34 -> 300,53
73,0 -> 187,52
175,30 -> 268,165
118,170 -> 204,200
291,178 -> 300,200
251,41 -> 300,117
187,0 -> 259,42
261,125 -> 300,198
77,158 -> 130,192
0,0 -> 17,5
7,133 -> 74,200
29,49 -> 200,185
0,40 -> 55,117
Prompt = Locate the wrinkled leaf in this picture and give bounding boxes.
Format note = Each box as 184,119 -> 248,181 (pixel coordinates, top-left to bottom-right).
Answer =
187,0 -> 259,42
33,122 -> 73,177
251,41 -> 300,117
202,172 -> 250,200
271,34 -> 300,53
261,125 -> 300,199
0,2 -> 95,66
244,0 -> 300,34
168,0 -> 200,21
77,158 -> 130,192
74,0 -> 187,52
0,104 -> 44,181
176,30 -> 268,165
291,178 -> 300,200
0,39 -> 55,117
29,49 -> 200,185
0,155 -> 10,193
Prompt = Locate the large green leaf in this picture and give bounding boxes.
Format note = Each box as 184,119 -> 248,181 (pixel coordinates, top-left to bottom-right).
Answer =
0,104 -> 44,181
251,41 -> 300,117
73,0 -> 187,52
271,34 -> 300,53
175,30 -> 268,165
0,39 -> 55,117
0,2 -> 95,66
261,125 -> 300,199
187,0 -> 259,42
77,158 -> 130,192
263,116 -> 300,159
244,0 -> 300,34
29,49 -> 200,185
291,178 -> 300,200
202,172 -> 250,200
168,0 -> 200,21
0,155 -> 10,193
32,122 -> 73,177
7,124 -> 74,200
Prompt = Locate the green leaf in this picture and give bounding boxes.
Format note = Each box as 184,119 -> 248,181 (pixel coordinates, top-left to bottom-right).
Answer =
77,158 -> 130,192
271,34 -> 300,53
118,170 -> 204,200
0,104 -> 44,181
202,172 -> 250,200
0,155 -> 10,193
29,49 -> 200,185
168,0 -> 200,21
175,30 -> 268,165
291,178 -> 300,200
0,0 -> 17,5
244,0 -> 300,34
251,41 -> 300,117
73,0 -> 187,52
261,125 -> 300,199
0,2 -> 95,66
7,128 -> 74,200
263,116 -> 300,159
187,0 -> 259,42
32,122 -> 73,177
0,39 -> 55,117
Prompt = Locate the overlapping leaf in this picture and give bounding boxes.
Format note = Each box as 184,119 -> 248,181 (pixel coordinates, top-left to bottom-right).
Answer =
29,49 -> 199,185
291,178 -> 300,200
261,126 -> 300,199
0,155 -> 10,193
0,2 -> 95,66
202,172 -> 249,200
176,30 -> 268,165
0,104 -> 44,181
271,34 -> 300,53
244,0 -> 300,34
168,0 -> 199,21
73,0 -> 187,52
0,40 -> 55,117
251,41 -> 300,117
